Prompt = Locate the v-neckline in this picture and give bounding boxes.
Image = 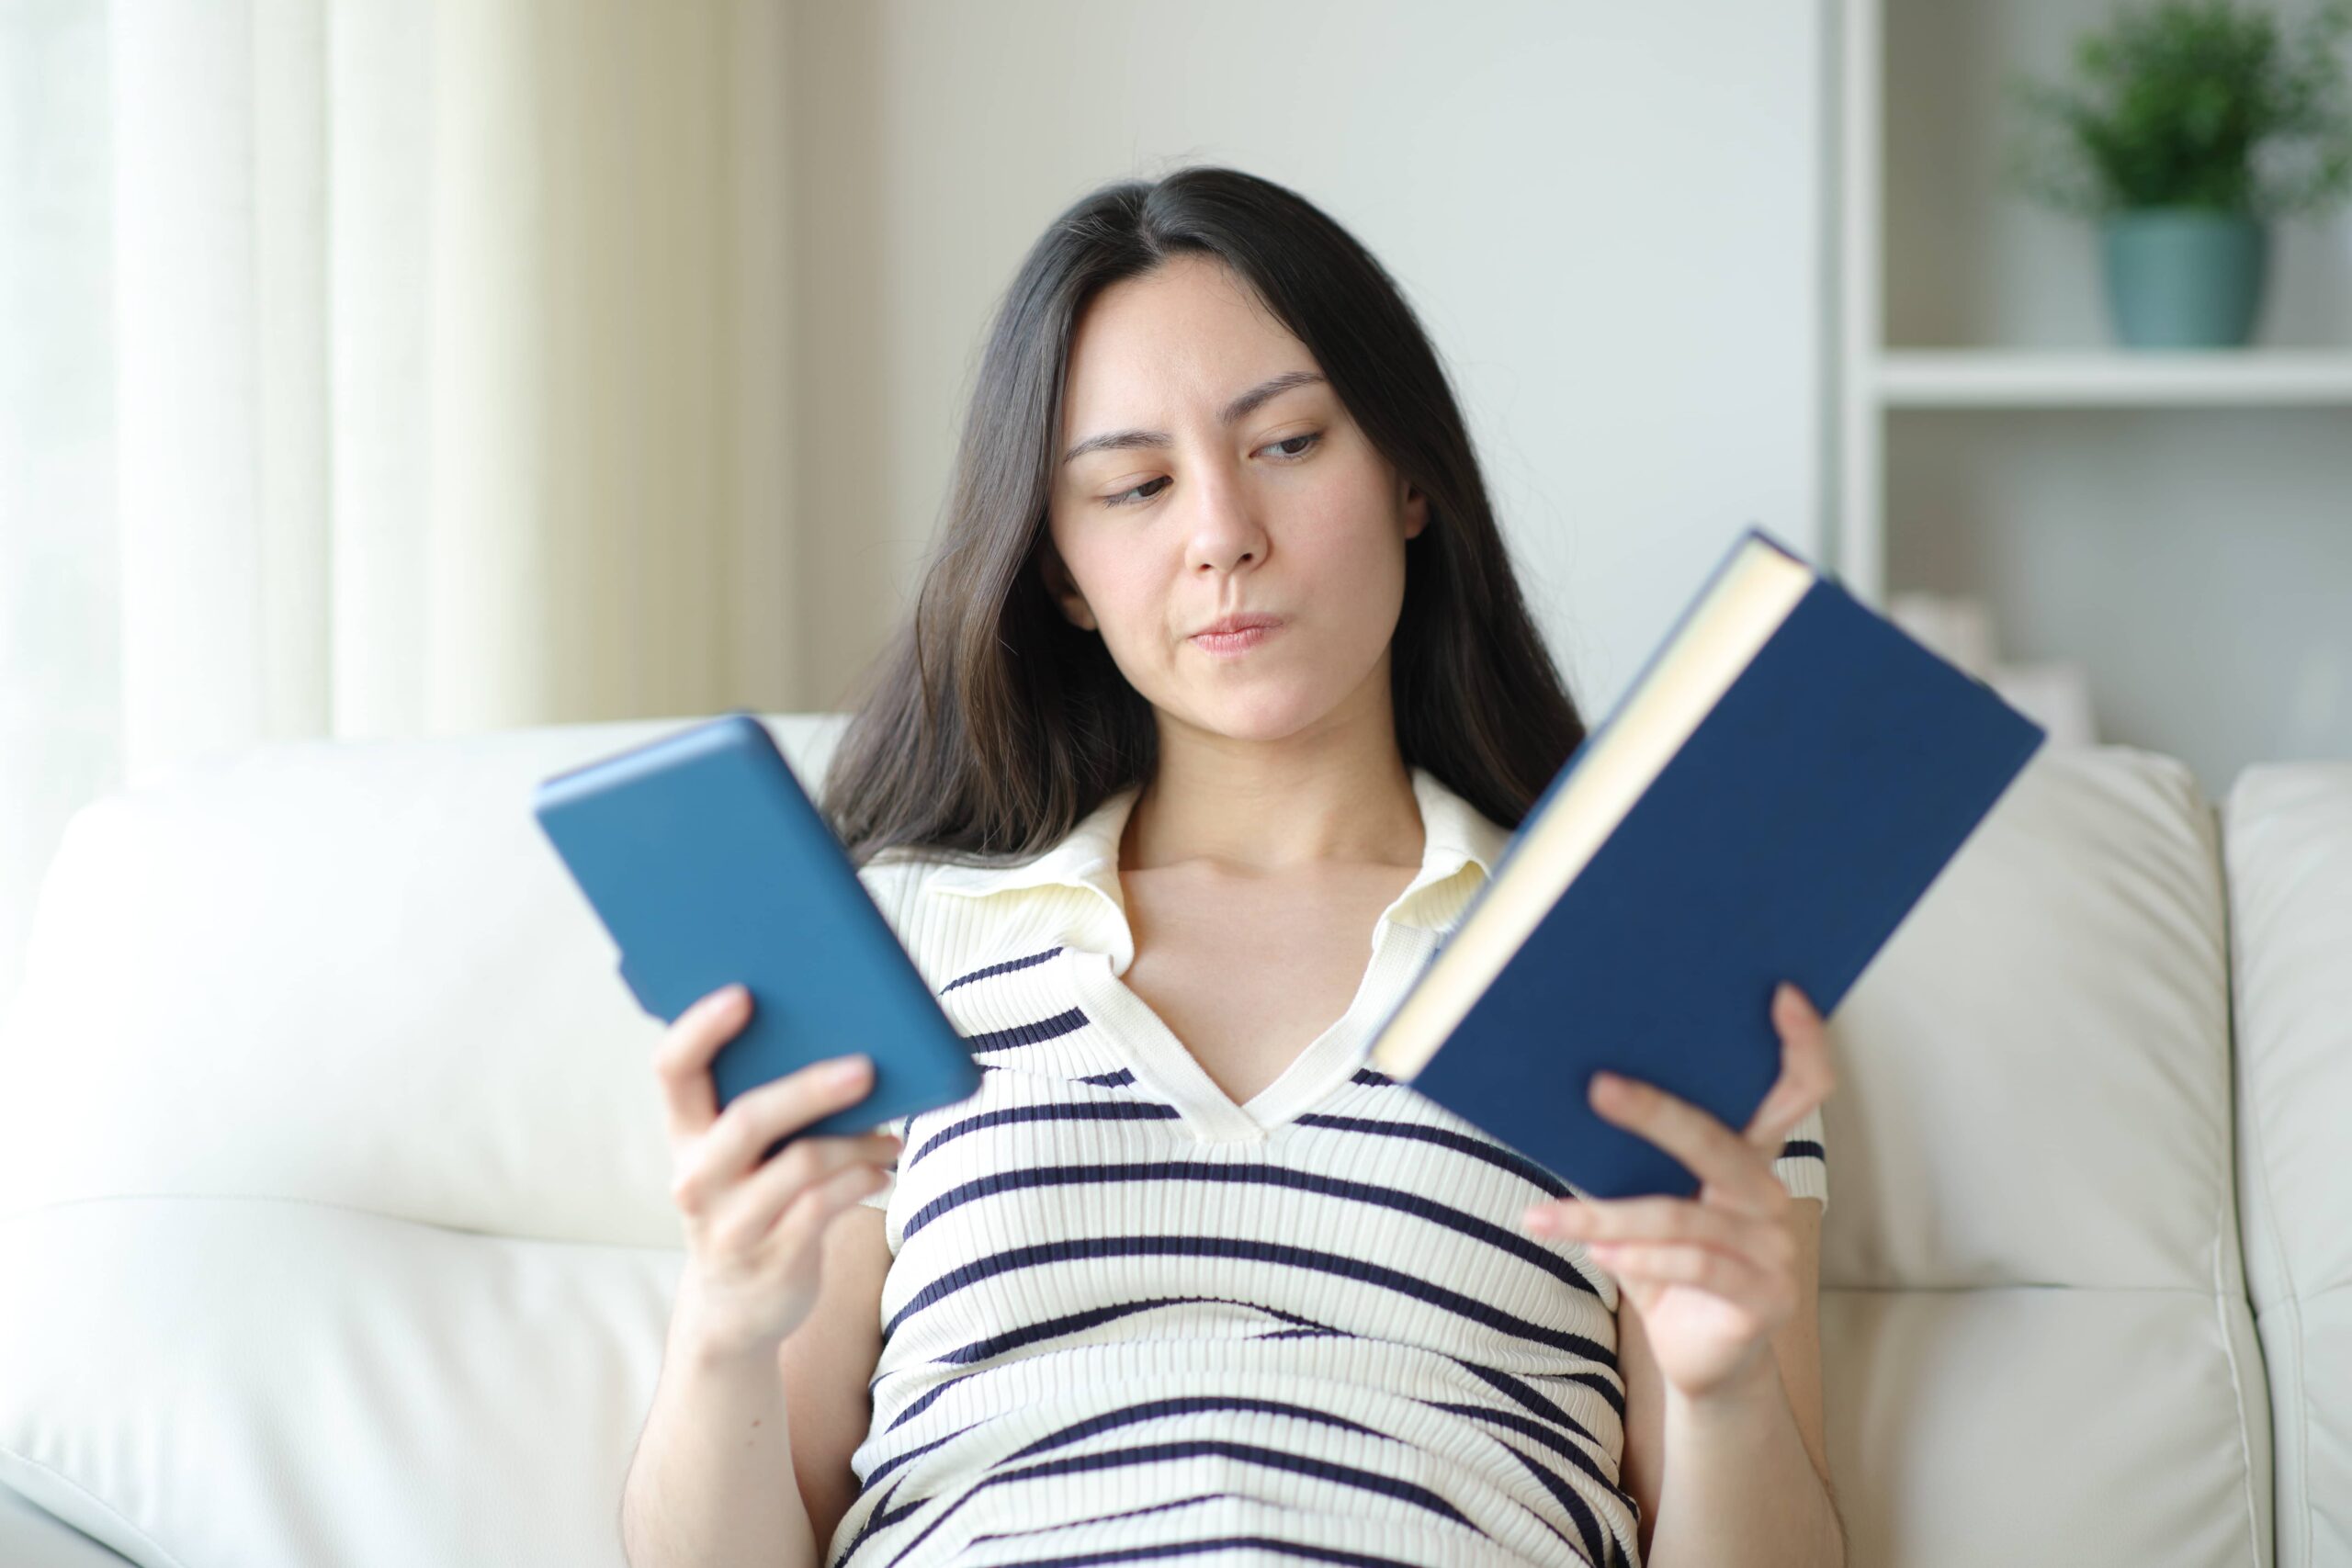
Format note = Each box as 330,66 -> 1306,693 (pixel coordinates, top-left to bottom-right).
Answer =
1061,923 -> 1442,1143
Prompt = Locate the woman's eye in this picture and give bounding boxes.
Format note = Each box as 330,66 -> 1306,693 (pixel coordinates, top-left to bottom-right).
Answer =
1102,476 -> 1172,508
1097,433 -> 1319,508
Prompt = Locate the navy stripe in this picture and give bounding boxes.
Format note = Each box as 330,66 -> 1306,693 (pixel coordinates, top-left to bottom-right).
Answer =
992,1438 -> 1492,1534
1780,1139 -> 1825,1161
1495,1466 -> 1606,1568
928,1531 -> 1433,1567
1453,1352 -> 1627,1432
964,1006 -> 1090,1054
965,1491 -> 1233,1545
830,1472 -> 907,1568
893,1335 -> 1374,1438
1295,1111 -> 1574,1198
1488,1434 -> 1614,1568
941,945 -> 1066,992
997,1393 -> 1399,1464
854,1408 -> 993,1484
898,1158 -> 1601,1305
937,1293 -> 1335,1366
902,1100 -> 1182,1182
1429,1398 -> 1634,1519
1075,1066 -> 1137,1088
1350,1066 -> 1399,1086
886,1235 -> 1619,1369
876,1372 -> 986,1437
879,1438 -> 1490,1567
852,1476 -> 947,1565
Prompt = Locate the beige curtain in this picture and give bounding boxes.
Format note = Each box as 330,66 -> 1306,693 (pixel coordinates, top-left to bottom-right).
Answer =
1,0 -> 797,1020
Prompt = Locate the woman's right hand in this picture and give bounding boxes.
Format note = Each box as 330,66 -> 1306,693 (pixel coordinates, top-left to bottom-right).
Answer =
652,982 -> 902,1362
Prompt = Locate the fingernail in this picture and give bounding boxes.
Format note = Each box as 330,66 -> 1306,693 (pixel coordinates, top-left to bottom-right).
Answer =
830,1054 -> 870,1083
1522,1206 -> 1555,1232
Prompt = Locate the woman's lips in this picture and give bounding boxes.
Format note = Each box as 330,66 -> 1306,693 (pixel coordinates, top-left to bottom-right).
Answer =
1192,622 -> 1281,656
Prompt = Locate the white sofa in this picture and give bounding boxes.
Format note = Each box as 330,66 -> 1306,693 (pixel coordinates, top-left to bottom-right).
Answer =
0,713 -> 2344,1568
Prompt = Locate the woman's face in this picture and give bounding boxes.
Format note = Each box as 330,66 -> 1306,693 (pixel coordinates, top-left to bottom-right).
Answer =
1043,252 -> 1427,745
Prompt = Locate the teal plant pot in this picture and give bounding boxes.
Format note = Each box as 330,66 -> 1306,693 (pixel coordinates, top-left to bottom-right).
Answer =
2099,208 -> 2269,348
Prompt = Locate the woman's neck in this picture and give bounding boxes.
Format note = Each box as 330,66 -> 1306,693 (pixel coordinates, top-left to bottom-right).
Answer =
1128,700 -> 1420,879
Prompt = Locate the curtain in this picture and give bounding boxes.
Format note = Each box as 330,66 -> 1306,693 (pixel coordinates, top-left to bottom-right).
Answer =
0,0 -> 797,1021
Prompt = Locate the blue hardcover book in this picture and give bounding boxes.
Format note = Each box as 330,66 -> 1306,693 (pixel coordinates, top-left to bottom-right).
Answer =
533,714 -> 982,1155
1365,525 -> 2048,1201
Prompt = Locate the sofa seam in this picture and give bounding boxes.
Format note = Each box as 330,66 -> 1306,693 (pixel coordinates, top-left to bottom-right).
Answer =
2206,796 -> 2266,1568
0,1443 -> 189,1568
2211,1196 -> 2263,1568
0,1191 -> 685,1256
2243,1063 -> 2310,1568
2225,790 -> 2311,1568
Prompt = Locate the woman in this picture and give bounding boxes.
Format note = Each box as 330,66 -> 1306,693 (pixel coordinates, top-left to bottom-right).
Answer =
628,166 -> 1841,1568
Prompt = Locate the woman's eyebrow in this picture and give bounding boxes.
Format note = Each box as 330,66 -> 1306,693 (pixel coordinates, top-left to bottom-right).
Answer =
1059,370 -> 1327,466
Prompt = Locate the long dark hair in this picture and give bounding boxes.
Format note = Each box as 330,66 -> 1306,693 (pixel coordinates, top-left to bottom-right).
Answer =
820,164 -> 1585,868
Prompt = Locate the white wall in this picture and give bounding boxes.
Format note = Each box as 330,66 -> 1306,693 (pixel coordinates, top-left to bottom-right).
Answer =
784,0 -> 1832,724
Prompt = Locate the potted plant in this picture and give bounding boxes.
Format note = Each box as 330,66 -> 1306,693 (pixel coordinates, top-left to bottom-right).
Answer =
2004,0 -> 2352,348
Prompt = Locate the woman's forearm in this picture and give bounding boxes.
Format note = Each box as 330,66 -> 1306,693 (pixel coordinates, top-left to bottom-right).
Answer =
1643,1355 -> 1844,1568
620,1305 -> 819,1568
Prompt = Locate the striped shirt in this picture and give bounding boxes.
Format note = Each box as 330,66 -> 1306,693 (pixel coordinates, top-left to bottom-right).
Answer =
831,764 -> 1828,1568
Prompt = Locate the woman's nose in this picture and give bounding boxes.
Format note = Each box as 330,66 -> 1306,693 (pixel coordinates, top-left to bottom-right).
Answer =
1182,460 -> 1267,571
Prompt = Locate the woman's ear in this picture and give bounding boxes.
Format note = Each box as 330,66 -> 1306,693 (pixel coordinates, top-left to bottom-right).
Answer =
1401,478 -> 1429,541
1040,539 -> 1099,632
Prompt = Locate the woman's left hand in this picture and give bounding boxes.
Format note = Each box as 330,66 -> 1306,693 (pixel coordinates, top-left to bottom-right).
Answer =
1520,981 -> 1837,1404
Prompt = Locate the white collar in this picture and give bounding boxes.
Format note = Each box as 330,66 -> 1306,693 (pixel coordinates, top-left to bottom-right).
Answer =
925,764 -> 1513,972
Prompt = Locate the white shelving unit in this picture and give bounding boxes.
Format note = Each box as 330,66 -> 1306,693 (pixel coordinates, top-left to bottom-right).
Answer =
1876,348 -> 2352,408
1832,0 -> 2352,795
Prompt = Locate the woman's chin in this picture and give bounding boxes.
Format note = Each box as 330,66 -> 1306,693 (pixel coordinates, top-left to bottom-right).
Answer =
1172,693 -> 1345,744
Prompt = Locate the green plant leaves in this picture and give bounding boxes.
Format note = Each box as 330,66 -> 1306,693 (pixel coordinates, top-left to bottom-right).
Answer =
2000,0 -> 2352,219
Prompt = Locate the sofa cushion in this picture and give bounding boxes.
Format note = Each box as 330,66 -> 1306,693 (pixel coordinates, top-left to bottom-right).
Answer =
2225,761 -> 2352,1568
0,1199 -> 681,1568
